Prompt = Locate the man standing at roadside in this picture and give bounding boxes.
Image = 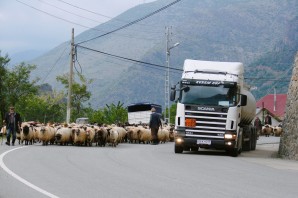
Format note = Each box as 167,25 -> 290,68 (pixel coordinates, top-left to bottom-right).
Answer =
254,117 -> 262,139
4,106 -> 22,146
265,112 -> 272,125
149,107 -> 162,145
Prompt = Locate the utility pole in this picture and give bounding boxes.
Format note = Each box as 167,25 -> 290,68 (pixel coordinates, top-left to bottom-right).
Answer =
165,26 -> 179,124
165,26 -> 170,124
66,28 -> 75,124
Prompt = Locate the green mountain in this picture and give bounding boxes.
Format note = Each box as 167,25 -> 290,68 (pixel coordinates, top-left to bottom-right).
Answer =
29,0 -> 298,109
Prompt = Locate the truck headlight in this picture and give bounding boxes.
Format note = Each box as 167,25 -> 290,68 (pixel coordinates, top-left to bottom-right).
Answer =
224,133 -> 236,140
176,137 -> 183,143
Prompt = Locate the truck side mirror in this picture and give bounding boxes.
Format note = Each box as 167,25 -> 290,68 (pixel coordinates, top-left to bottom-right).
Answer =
170,85 -> 176,101
240,95 -> 247,106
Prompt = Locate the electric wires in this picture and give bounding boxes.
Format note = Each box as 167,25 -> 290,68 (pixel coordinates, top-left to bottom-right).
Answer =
76,0 -> 182,45
76,45 -> 183,72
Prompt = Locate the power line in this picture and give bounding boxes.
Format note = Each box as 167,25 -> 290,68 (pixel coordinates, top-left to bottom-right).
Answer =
38,0 -> 105,24
76,0 -> 182,45
246,59 -> 294,88
77,48 -> 182,77
15,0 -> 163,40
40,43 -> 70,83
76,45 -> 294,83
39,0 -> 164,34
55,0 -> 165,29
55,0 -> 115,20
76,45 -> 183,72
16,0 -> 93,29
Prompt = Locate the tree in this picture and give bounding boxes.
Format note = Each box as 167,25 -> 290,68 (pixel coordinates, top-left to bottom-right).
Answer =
17,90 -> 66,123
78,102 -> 128,125
0,53 -> 38,121
56,73 -> 92,122
170,103 -> 177,124
164,103 -> 177,124
0,52 -> 10,121
88,108 -> 105,125
3,63 -> 39,106
103,102 -> 128,124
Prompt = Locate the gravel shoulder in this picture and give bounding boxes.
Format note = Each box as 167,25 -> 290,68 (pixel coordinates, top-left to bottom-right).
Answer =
243,136 -> 280,158
241,136 -> 298,171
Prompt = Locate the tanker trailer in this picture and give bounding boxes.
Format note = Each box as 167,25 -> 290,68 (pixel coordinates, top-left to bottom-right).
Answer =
170,59 -> 257,156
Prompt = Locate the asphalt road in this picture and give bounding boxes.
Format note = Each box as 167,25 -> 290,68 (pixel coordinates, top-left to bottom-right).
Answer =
1,136 -> 298,198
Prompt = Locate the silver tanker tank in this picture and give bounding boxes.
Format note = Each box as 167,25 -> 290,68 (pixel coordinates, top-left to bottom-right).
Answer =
240,85 -> 256,125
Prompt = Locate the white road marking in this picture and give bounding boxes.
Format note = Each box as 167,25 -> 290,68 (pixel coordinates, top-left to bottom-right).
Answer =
0,147 -> 59,198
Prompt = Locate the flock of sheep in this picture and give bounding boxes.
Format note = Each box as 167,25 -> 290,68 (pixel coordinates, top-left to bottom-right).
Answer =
260,124 -> 283,137
0,122 -> 175,147
0,121 -> 283,147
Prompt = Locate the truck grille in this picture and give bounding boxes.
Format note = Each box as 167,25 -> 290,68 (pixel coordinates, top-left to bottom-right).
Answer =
185,110 -> 227,139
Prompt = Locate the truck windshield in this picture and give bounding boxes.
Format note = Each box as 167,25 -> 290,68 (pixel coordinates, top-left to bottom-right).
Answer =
180,85 -> 237,107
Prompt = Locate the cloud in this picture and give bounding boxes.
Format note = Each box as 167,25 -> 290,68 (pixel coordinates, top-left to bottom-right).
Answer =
0,0 -> 156,55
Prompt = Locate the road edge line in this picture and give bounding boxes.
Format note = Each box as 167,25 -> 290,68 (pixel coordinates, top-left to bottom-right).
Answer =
0,147 -> 59,198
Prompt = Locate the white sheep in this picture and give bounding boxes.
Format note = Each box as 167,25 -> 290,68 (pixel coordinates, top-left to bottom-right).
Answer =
113,126 -> 127,143
95,127 -> 108,147
106,127 -> 119,147
73,127 -> 87,146
262,124 -> 273,137
84,126 -> 95,146
273,126 -> 283,137
55,127 -> 73,145
1,126 -> 6,136
33,126 -> 41,143
158,128 -> 170,143
38,125 -> 56,145
126,126 -> 141,143
137,127 -> 151,144
21,122 -> 35,145
164,125 -> 175,142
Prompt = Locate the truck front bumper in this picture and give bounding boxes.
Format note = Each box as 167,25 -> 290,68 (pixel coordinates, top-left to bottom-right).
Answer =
175,127 -> 237,150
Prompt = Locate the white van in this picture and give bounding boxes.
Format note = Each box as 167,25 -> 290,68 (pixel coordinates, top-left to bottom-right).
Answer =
75,117 -> 89,124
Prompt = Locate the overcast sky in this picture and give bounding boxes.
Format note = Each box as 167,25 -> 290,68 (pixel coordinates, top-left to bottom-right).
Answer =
0,0 -> 156,56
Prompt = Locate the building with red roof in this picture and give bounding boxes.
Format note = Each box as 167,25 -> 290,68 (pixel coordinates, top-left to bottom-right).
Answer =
255,94 -> 287,125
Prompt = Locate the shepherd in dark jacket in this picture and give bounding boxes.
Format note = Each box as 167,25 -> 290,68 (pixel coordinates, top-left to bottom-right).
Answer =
265,113 -> 272,125
254,117 -> 262,139
4,106 -> 22,146
149,107 -> 162,145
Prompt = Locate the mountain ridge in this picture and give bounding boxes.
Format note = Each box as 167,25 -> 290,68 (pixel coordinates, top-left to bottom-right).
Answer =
28,0 -> 298,109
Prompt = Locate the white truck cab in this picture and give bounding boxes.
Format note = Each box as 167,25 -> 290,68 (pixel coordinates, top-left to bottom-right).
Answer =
171,59 -> 257,156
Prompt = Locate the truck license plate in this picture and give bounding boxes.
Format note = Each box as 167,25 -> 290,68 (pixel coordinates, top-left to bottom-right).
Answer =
197,139 -> 211,145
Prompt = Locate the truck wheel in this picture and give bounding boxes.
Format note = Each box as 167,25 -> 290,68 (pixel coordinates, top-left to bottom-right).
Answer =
238,147 -> 242,154
252,139 -> 256,150
242,132 -> 251,151
184,146 -> 190,151
174,145 -> 183,153
251,130 -> 257,150
226,148 -> 238,157
231,148 -> 239,157
242,140 -> 251,151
